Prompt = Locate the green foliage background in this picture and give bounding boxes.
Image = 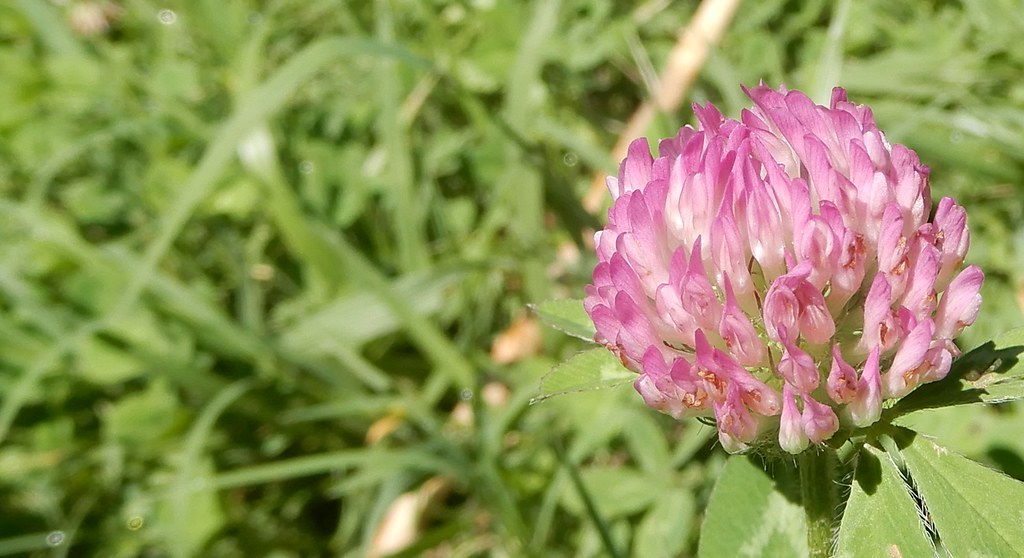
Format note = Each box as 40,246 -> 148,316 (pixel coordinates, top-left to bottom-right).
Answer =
0,0 -> 1022,556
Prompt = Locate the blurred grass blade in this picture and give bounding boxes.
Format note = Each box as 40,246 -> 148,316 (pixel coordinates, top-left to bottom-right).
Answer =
555,442 -> 625,558
237,126 -> 350,289
503,0 -> 560,134
171,380 -> 254,555
375,0 -> 427,272
334,235 -> 476,390
208,448 -> 454,491
808,0 -> 851,103
13,0 -> 84,57
0,532 -> 56,556
324,343 -> 393,392
0,319 -> 101,446
279,397 -> 397,424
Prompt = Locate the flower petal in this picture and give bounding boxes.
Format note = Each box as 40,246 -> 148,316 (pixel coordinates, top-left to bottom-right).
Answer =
934,265 -> 984,340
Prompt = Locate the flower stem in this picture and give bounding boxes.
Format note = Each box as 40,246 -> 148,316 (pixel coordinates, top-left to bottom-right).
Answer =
799,448 -> 838,558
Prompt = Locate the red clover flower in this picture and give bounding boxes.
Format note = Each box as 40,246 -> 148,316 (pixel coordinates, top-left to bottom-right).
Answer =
584,85 -> 983,453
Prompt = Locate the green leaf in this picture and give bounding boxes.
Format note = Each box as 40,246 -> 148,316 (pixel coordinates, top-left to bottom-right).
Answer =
531,348 -> 633,403
897,426 -> 1024,556
888,327 -> 1024,417
698,456 -> 807,558
835,444 -> 934,558
530,298 -> 596,342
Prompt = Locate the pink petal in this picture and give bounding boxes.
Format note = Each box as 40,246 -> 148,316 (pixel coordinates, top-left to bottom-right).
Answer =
877,203 -> 909,299
763,269 -> 805,343
890,143 -> 930,228
635,348 -> 672,414
714,384 -> 758,453
918,341 -> 954,386
934,265 -> 984,339
710,203 -> 753,303
794,280 -> 836,345
827,345 -> 859,404
654,283 -> 698,348
617,138 -> 653,197
693,329 -> 728,402
741,170 -> 786,279
933,197 -> 970,289
848,347 -> 882,427
636,348 -> 707,419
802,395 -> 839,444
718,279 -> 767,366
779,384 -> 809,454
794,214 -> 838,290
859,273 -> 892,352
828,228 -> 866,312
884,319 -> 936,398
777,329 -> 820,393
680,237 -> 723,331
900,236 -> 939,321
612,291 -> 660,367
711,347 -> 780,417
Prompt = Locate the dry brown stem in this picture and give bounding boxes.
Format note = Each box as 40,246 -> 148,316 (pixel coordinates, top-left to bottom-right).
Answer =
583,0 -> 743,213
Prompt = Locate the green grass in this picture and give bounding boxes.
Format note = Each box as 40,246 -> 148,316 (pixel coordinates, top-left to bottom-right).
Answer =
1,0 -> 1023,556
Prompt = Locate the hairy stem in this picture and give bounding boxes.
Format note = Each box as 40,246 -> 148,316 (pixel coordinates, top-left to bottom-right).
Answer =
799,448 -> 839,558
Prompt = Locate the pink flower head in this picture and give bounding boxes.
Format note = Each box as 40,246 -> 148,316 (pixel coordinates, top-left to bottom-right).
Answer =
585,84 -> 984,454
